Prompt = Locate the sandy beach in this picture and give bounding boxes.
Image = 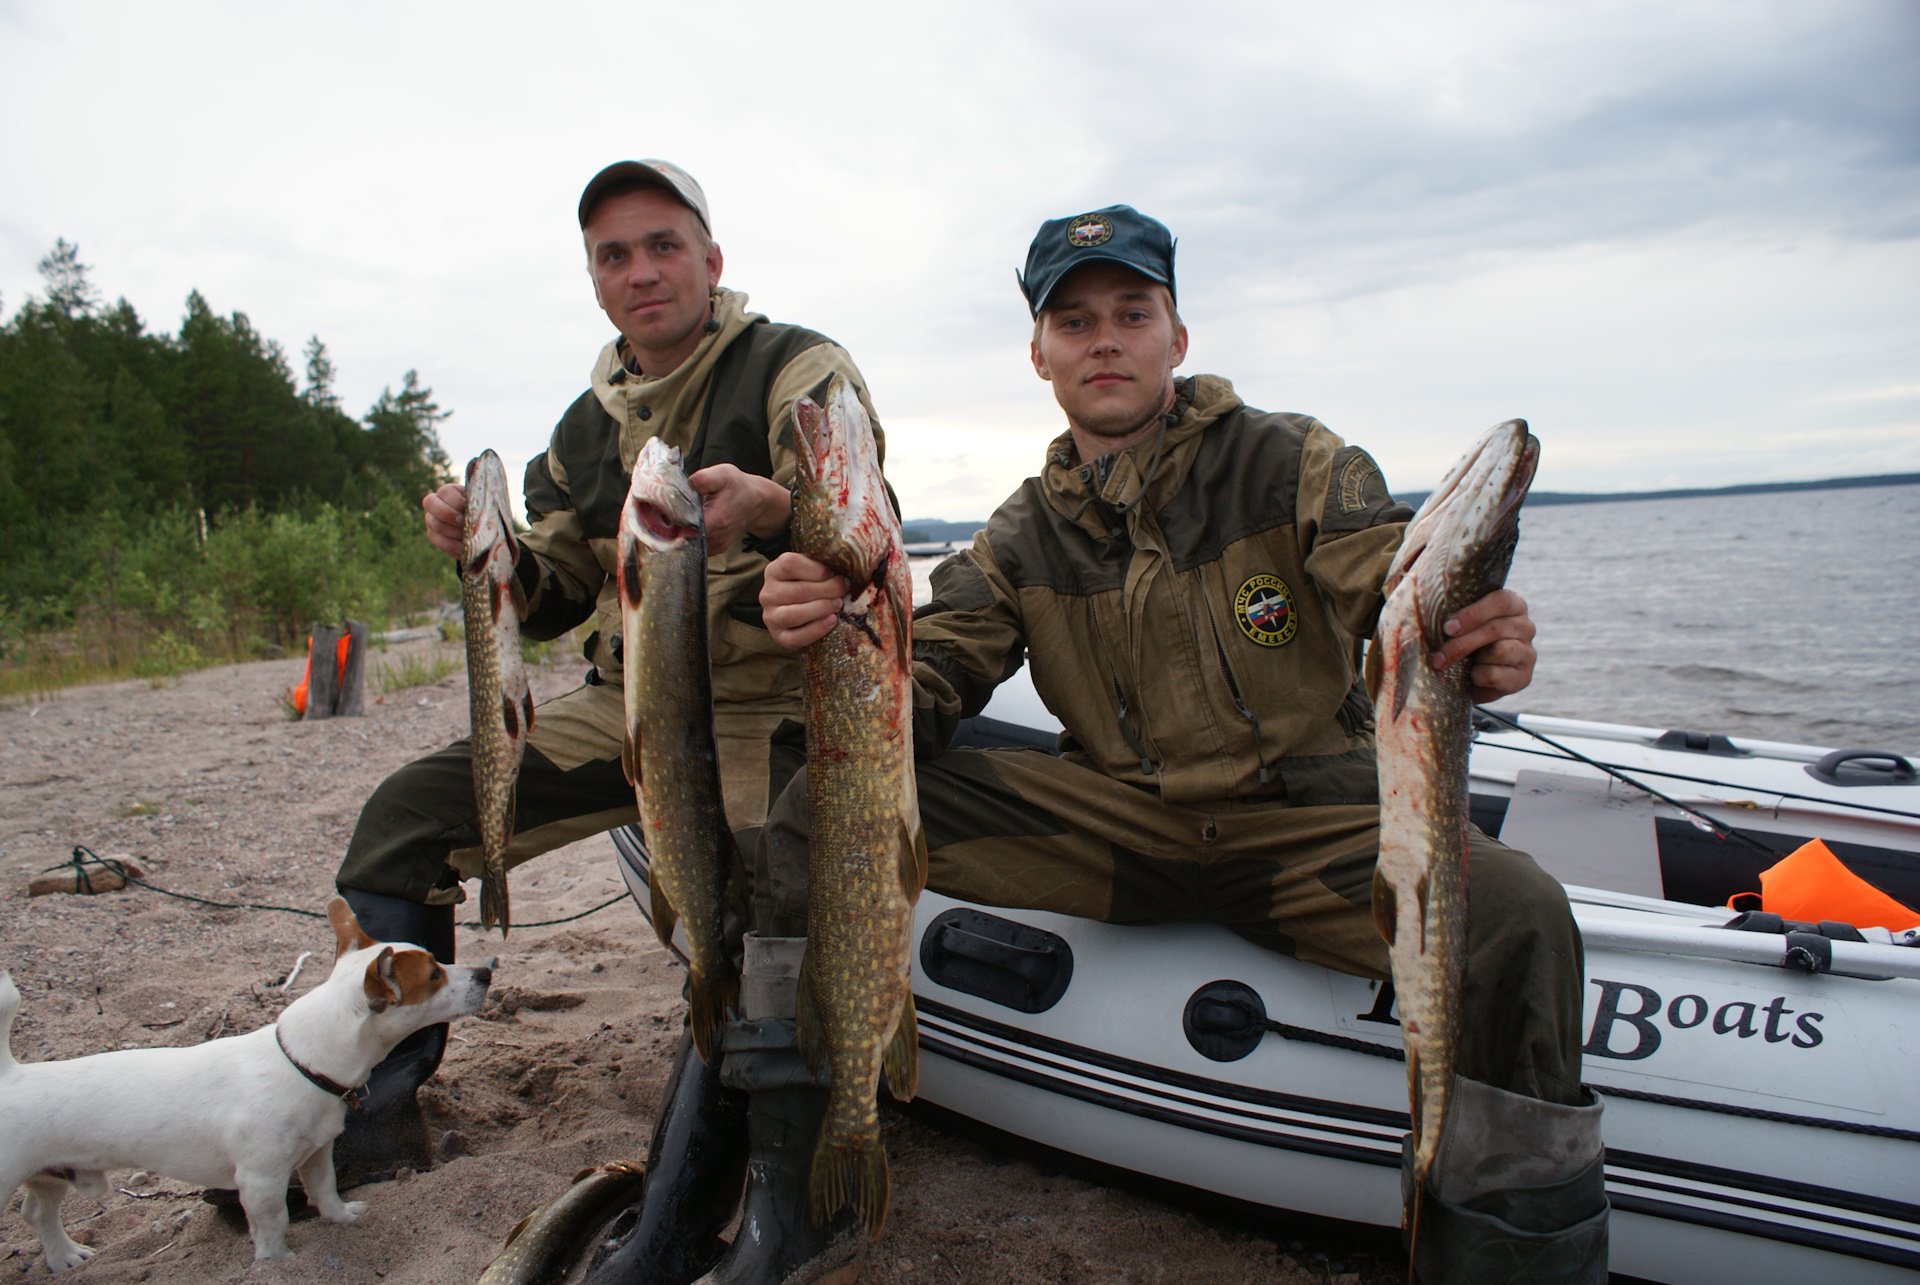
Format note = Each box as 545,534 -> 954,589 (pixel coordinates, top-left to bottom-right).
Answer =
0,636 -> 1399,1283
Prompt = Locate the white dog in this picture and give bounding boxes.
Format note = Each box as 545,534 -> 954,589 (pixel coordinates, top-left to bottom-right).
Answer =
0,896 -> 492,1271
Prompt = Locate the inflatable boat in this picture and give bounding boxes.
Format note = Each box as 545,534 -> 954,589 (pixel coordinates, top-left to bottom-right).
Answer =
611,671 -> 1920,1285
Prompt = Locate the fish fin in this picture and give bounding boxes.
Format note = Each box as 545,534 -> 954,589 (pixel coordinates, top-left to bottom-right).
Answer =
500,1209 -> 535,1250
480,868 -> 510,938
1389,633 -> 1420,720
1363,633 -> 1383,702
883,995 -> 918,1102
622,720 -> 640,786
500,693 -> 520,740
521,690 -> 535,736
897,819 -> 927,903
1371,867 -> 1397,947
686,968 -> 735,1067
649,884 -> 679,955
810,1136 -> 890,1241
507,573 -> 528,622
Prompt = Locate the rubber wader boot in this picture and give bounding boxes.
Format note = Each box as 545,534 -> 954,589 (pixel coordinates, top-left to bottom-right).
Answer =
330,887 -> 457,1188
580,1027 -> 748,1284
696,935 -> 865,1285
1404,1076 -> 1610,1285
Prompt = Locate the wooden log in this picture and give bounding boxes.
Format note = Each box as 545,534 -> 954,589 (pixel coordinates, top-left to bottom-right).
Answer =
28,855 -> 147,897
304,623 -> 341,720
337,619 -> 369,717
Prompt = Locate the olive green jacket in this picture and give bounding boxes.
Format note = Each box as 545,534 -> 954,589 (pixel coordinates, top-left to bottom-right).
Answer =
515,287 -> 884,705
912,374 -> 1412,806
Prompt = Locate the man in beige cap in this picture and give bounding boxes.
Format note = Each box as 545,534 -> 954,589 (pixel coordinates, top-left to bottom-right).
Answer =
330,158 -> 889,1282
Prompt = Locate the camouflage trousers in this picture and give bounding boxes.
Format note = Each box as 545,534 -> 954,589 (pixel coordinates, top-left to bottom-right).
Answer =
335,677 -> 805,919
758,744 -> 1587,1106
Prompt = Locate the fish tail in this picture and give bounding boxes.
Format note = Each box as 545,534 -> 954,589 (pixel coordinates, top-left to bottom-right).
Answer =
809,1132 -> 890,1241
883,996 -> 918,1102
480,867 -> 511,938
686,970 -> 736,1067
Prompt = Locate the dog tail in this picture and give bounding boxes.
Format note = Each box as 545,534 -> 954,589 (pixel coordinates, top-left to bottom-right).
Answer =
0,970 -> 18,1074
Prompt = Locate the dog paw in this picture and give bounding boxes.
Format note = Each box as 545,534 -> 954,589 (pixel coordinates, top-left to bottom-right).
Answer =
251,1243 -> 296,1261
323,1199 -> 370,1223
47,1242 -> 96,1272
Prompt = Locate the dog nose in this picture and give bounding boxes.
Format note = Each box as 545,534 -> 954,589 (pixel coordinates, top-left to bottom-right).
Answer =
473,965 -> 494,986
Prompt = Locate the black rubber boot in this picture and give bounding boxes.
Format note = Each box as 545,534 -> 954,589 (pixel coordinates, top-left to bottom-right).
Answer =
330,888 -> 456,1188
695,936 -> 865,1285
580,1028 -> 749,1284
1405,1077 -> 1610,1284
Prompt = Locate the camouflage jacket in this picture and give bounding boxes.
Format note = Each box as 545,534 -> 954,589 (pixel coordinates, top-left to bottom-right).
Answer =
911,374 -> 1412,807
514,287 -> 884,704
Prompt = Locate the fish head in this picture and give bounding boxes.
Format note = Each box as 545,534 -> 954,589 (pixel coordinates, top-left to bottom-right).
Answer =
791,375 -> 897,581
622,437 -> 705,553
1382,419 -> 1538,640
461,449 -> 517,566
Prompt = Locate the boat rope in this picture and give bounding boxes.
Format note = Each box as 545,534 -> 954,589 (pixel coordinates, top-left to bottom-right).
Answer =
44,846 -> 628,931
1473,709 -> 1786,859
1262,1018 -> 1920,1143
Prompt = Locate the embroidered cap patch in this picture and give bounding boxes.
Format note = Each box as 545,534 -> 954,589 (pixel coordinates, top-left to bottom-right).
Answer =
1067,213 -> 1114,248
1234,574 -> 1298,648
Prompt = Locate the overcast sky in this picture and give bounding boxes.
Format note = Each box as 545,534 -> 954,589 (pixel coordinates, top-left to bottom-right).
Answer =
3,0 -> 1915,522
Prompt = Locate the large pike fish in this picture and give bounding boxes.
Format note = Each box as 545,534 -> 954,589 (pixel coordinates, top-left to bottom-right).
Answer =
1369,419 -> 1538,1241
617,437 -> 738,1065
790,375 -> 924,1239
462,449 -> 533,936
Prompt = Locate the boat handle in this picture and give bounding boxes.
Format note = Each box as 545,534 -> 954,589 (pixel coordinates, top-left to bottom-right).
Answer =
1805,748 -> 1917,787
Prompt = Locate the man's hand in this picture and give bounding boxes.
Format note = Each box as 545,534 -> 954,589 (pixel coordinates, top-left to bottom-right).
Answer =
760,552 -> 848,652
1432,587 -> 1537,704
689,464 -> 791,552
422,483 -> 467,559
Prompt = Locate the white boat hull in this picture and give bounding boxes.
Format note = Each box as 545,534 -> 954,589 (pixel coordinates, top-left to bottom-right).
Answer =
610,688 -> 1920,1284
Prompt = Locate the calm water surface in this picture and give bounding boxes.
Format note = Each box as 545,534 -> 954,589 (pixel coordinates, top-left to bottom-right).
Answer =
907,483 -> 1920,752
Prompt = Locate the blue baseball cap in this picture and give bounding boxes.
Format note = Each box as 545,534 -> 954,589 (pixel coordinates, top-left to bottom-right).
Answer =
1017,205 -> 1177,316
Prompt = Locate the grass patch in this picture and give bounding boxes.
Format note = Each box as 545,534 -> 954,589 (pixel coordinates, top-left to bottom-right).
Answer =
116,799 -> 164,818
379,651 -> 460,693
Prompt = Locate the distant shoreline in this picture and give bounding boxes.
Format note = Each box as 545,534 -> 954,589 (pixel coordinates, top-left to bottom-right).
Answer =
1399,470 -> 1920,511
904,472 -> 1918,541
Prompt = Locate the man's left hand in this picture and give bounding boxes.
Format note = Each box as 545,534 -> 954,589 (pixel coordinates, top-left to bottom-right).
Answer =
1432,587 -> 1537,704
688,464 -> 791,551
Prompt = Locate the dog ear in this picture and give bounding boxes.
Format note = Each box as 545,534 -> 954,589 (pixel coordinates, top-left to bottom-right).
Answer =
361,947 -> 402,1013
329,896 -> 379,960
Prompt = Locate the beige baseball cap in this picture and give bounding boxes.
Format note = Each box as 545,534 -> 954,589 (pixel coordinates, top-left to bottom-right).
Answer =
577,159 -> 711,232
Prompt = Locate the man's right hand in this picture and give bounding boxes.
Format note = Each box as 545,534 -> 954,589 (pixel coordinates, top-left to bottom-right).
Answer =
761,552 -> 849,652
422,483 -> 467,558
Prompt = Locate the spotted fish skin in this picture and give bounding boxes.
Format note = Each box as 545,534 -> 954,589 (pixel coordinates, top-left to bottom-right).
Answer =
1369,419 -> 1538,1244
476,1161 -> 647,1284
461,449 -> 533,936
617,437 -> 738,1065
789,375 -> 924,1241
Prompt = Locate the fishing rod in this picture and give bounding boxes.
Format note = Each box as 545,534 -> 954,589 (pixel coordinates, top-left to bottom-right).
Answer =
1472,708 -> 1792,860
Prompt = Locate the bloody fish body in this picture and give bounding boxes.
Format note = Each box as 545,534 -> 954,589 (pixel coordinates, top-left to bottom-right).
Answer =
790,375 -> 923,1240
461,449 -> 533,936
617,437 -> 738,1065
1370,419 -> 1539,1243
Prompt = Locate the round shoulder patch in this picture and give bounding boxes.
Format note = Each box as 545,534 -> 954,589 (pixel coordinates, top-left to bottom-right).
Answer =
1067,213 -> 1114,248
1234,574 -> 1298,648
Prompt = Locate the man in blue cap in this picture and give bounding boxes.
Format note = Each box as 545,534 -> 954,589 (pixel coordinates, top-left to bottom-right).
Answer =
759,204 -> 1608,1284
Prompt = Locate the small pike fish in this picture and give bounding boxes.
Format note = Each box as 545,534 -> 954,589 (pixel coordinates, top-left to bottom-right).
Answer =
462,449 -> 533,936
618,437 -> 738,1065
476,1160 -> 647,1284
790,375 -> 924,1240
1369,419 -> 1538,1247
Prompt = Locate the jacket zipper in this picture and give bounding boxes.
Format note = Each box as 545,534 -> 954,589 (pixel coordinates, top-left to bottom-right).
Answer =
1205,611 -> 1273,786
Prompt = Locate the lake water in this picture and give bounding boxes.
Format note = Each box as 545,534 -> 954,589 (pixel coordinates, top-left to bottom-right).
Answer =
908,482 -> 1920,753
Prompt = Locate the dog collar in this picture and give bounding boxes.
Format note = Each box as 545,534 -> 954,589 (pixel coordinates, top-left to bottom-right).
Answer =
275,1025 -> 369,1110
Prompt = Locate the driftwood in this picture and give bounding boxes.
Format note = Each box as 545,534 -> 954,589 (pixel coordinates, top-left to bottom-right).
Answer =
28,855 -> 146,897
337,620 -> 369,717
